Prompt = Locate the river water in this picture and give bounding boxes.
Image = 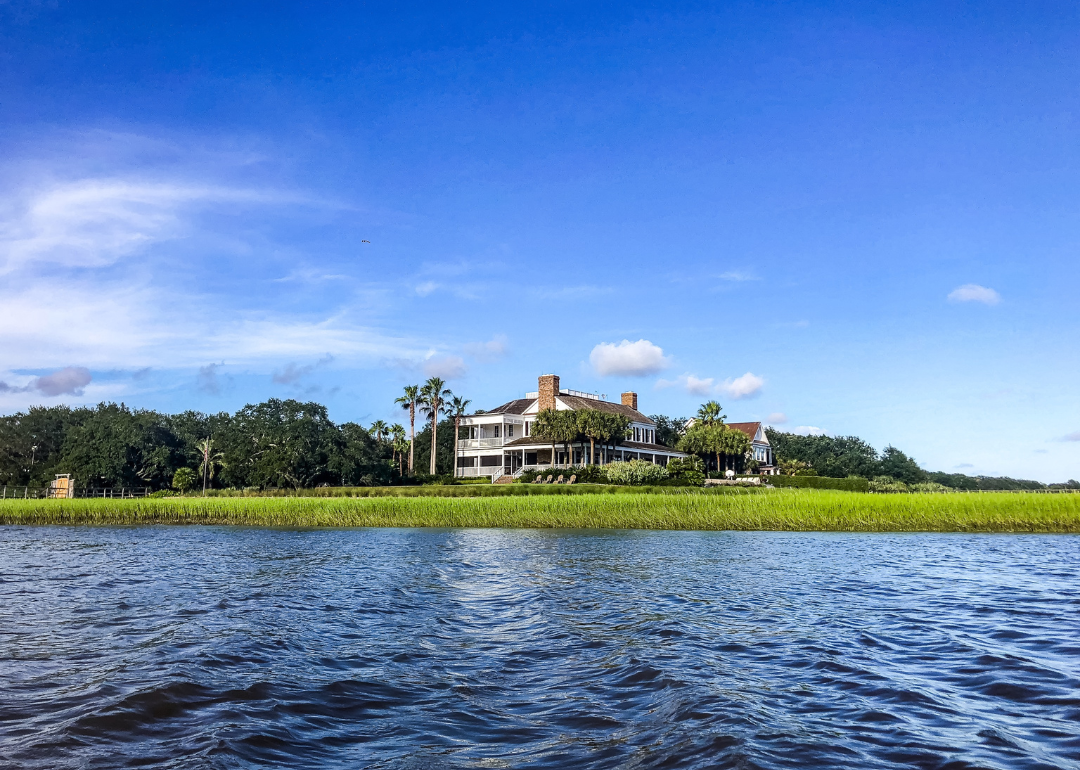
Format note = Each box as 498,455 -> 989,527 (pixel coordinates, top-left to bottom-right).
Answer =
0,527 -> 1077,769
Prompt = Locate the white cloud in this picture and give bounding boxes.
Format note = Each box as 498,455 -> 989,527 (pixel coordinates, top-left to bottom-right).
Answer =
684,374 -> 715,395
954,463 -> 975,469
415,281 -> 438,296
948,284 -> 1001,305
718,372 -> 765,400
656,371 -> 764,399
766,412 -> 788,424
464,335 -> 509,362
590,339 -> 671,377
793,426 -> 827,436
423,355 -> 467,379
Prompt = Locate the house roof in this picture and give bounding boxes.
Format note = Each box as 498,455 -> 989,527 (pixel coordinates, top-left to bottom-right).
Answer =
556,395 -> 654,425
501,436 -> 683,454
479,398 -> 534,416
727,422 -> 764,443
476,395 -> 655,424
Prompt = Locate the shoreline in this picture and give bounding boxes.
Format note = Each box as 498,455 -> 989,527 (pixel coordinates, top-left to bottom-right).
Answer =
2,489 -> 1079,532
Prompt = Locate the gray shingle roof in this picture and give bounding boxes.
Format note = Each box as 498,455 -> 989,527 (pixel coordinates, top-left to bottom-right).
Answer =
475,395 -> 654,424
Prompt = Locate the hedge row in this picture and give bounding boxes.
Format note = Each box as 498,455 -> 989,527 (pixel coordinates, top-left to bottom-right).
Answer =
768,475 -> 870,492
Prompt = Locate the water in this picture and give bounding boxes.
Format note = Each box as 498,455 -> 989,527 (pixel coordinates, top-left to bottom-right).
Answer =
0,528 -> 1078,769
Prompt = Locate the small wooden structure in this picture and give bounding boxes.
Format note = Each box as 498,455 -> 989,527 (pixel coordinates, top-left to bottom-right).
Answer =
48,474 -> 74,499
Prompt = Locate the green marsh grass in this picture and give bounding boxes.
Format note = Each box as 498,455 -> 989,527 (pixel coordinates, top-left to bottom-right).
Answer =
2,489 -> 1078,531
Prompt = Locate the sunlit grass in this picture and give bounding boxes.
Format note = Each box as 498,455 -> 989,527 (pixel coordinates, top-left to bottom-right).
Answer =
2,489 -> 1078,531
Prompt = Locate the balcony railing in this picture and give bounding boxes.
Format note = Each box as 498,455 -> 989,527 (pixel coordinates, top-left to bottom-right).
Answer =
458,438 -> 504,448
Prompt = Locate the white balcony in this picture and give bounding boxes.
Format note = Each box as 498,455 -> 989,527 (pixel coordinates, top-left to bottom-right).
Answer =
458,438 -> 504,449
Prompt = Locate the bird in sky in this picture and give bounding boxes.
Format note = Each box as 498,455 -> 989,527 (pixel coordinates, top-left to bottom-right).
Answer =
361,239 -> 370,244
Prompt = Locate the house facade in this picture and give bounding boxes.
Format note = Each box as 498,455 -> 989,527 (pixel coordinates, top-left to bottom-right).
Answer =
455,374 -> 687,480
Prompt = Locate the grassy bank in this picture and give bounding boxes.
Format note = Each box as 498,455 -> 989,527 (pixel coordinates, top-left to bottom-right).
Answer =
2,489 -> 1079,532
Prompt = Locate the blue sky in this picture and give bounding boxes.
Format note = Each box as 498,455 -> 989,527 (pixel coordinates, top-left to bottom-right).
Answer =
1,0 -> 1078,480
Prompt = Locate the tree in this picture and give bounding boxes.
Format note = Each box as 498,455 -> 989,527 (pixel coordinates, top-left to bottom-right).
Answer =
331,422 -> 393,486
389,423 -> 406,475
531,409 -> 561,468
221,399 -> 339,489
194,437 -> 226,494
766,430 -> 879,478
447,395 -> 472,477
677,422 -> 749,474
650,415 -> 687,448
877,446 -> 926,485
369,420 -> 389,444
419,378 -> 453,475
553,409 -> 580,467
394,385 -> 420,475
695,401 -> 726,425
172,467 -> 196,493
576,409 -> 606,465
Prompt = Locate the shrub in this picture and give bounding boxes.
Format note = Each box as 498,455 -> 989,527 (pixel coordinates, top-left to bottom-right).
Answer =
171,467 -> 197,494
911,482 -> 951,494
769,474 -> 870,492
603,460 -> 669,486
869,476 -> 909,493
665,456 -> 705,486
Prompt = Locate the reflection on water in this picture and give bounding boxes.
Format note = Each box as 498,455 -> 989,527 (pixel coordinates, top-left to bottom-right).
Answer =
1,527 -> 1078,768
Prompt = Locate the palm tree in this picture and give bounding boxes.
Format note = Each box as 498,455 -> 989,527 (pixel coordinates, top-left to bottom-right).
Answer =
370,419 -> 389,444
194,437 -> 225,495
394,385 -> 420,474
695,400 -> 726,426
447,395 -> 472,478
390,423 -> 407,476
419,377 -> 452,475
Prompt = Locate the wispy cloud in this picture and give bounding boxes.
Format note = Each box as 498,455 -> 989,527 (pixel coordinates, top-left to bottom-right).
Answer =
272,355 -> 334,385
464,335 -> 509,362
196,363 -> 225,395
793,426 -> 826,436
766,412 -> 788,424
1061,431 -> 1080,442
954,463 -> 975,469
415,281 -> 438,296
948,284 -> 1001,305
590,339 -> 672,377
656,371 -> 764,400
423,355 -> 467,380
0,179 -> 296,275
717,270 -> 759,282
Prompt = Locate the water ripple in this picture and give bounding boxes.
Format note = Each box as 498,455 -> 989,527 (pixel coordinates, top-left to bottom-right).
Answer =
1,528 -> 1078,769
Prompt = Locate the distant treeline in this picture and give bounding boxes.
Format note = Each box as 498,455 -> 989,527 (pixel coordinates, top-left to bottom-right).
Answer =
0,400 -> 457,490
2,401 -> 1074,491
763,429 -> 1077,491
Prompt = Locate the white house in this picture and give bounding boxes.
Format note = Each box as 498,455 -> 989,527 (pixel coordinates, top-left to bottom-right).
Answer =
455,374 -> 687,480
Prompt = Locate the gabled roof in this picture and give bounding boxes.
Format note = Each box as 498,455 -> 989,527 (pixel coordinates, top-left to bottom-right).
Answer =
475,395 -> 654,424
479,398 -> 535,416
728,422 -> 766,444
555,395 -> 654,425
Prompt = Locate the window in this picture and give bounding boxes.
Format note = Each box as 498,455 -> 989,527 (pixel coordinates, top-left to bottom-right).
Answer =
507,425 -> 514,437
494,425 -> 500,438
480,455 -> 502,467
525,421 -> 530,436
457,456 -> 476,467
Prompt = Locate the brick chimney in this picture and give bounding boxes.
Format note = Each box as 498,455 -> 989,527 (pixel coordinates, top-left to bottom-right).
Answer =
538,374 -> 560,412
621,392 -> 638,411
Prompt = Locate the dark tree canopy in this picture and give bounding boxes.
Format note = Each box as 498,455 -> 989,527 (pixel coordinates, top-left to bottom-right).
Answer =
0,400 -> 394,490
